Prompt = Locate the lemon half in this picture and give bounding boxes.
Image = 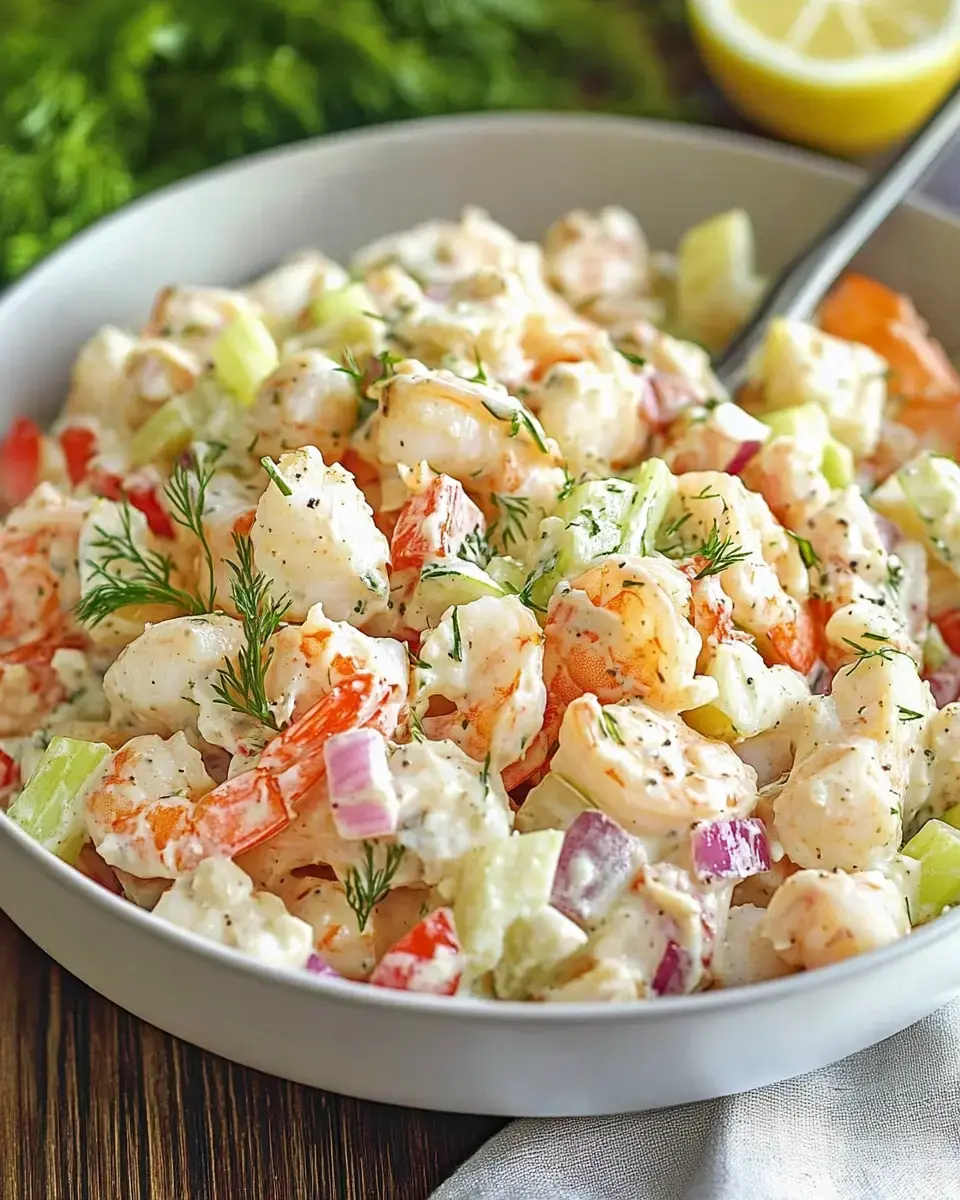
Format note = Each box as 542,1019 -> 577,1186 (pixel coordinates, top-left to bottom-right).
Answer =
689,0 -> 960,154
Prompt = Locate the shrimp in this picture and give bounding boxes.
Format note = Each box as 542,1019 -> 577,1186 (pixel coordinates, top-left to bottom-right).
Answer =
64,327 -> 138,432
411,595 -> 546,771
265,601 -> 408,736
250,446 -> 391,624
660,400 -> 770,477
245,250 -> 350,331
504,556 -> 720,790
372,363 -> 566,549
669,471 -> 815,673
542,207 -> 651,311
244,352 -> 358,465
712,903 -> 797,988
86,674 -> 389,879
142,285 -> 263,352
550,694 -> 758,843
764,868 -> 910,971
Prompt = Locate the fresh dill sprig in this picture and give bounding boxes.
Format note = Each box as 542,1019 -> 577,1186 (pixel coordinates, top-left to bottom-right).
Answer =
688,522 -> 752,579
787,530 -> 821,571
619,349 -> 647,367
479,752 -> 491,792
406,643 -> 432,671
260,455 -> 292,497
489,493 -> 531,552
457,527 -> 492,568
469,348 -> 489,384
480,394 -> 550,454
898,706 -> 924,723
76,449 -> 221,626
599,709 -> 624,745
344,842 -> 406,932
841,635 -> 912,674
886,560 -> 904,595
449,607 -> 463,662
408,709 -> 426,743
511,551 -> 560,615
211,533 -> 291,730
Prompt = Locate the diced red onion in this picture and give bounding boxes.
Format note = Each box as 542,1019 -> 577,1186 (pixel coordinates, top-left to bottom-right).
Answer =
874,513 -> 901,553
323,727 -> 399,839
648,372 -> 701,431
691,818 -> 771,882
810,664 -> 834,696
925,656 -> 960,708
550,810 -> 639,927
651,940 -> 691,997
724,440 -> 763,476
305,953 -> 340,978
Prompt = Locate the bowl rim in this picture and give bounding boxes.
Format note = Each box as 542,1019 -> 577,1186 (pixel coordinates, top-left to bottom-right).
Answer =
3,109 -> 960,1023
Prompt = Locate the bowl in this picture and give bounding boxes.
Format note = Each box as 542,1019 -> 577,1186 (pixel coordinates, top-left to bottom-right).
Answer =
2,113 -> 960,1117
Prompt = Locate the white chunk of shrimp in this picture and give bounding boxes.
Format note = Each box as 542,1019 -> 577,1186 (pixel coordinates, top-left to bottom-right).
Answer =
542,207 -> 650,310
551,694 -> 758,841
412,595 -> 546,772
251,446 -> 390,624
65,327 -> 137,429
373,364 -> 566,544
245,250 -> 350,327
764,868 -> 909,971
245,352 -> 358,465
712,903 -> 797,988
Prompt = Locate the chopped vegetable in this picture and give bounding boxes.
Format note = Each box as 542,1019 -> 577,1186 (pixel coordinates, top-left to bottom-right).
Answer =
550,811 -> 640,927
651,939 -> 691,997
494,907 -> 587,999
690,818 -> 771,882
59,426 -> 98,485
514,774 -> 596,834
676,209 -> 763,350
902,819 -> 960,923
212,312 -> 279,405
369,908 -> 463,995
0,416 -> 41,508
323,728 -> 399,840
7,736 -> 110,863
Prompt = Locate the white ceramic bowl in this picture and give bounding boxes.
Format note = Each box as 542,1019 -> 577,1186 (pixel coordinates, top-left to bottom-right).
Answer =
2,114 -> 960,1118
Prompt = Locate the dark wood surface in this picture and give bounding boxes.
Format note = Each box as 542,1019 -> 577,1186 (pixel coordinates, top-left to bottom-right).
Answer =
0,28 -> 736,1200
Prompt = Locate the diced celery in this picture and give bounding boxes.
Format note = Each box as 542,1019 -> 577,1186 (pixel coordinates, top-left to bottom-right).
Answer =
758,403 -> 830,445
514,773 -> 595,834
453,830 -> 564,973
129,385 -> 224,467
7,736 -> 110,863
941,804 -> 960,832
212,311 -> 279,406
685,642 -> 807,743
408,560 -> 504,629
617,457 -> 674,555
873,453 -> 960,573
525,462 -> 673,612
486,555 -> 526,593
309,283 -> 383,355
676,209 -> 763,350
821,436 -> 855,488
902,818 -> 960,922
494,907 -> 587,999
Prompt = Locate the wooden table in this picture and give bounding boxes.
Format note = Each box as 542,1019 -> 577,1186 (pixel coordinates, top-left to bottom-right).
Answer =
7,24 -> 958,1200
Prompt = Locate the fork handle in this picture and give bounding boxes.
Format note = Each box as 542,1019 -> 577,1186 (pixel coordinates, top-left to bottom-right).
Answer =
713,79 -> 960,392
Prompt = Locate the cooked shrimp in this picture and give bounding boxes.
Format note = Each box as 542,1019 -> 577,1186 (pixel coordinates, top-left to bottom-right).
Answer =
764,868 -> 910,971
142,286 -> 263,352
542,207 -> 650,310
411,595 -> 546,771
86,674 -> 389,879
669,471 -> 814,673
711,903 -> 797,988
251,446 -> 391,624
550,694 -> 757,842
372,363 -> 566,550
246,250 -> 350,331
264,601 -> 408,736
244,352 -> 358,465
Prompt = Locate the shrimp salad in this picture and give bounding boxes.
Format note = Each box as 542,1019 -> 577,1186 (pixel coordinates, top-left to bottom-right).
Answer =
3,204 -> 960,1003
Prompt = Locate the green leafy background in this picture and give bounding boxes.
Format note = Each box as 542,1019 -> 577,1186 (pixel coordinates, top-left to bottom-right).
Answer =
0,0 -> 698,285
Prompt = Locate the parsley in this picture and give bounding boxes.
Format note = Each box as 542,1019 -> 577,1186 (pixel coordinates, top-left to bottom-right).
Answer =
76,450 -> 219,626
449,607 -> 463,662
787,530 -> 821,571
211,533 -> 291,730
599,709 -> 624,745
343,842 -> 406,932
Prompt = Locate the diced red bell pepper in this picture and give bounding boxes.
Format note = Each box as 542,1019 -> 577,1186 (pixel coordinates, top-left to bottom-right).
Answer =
125,483 -> 175,540
0,748 -> 19,797
390,475 -> 484,573
0,417 -> 42,508
369,907 -> 463,995
935,610 -> 960,658
59,426 -> 99,486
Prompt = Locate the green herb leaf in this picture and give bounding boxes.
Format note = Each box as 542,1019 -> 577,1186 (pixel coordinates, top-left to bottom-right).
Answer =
343,842 -> 405,932
449,607 -> 463,662
786,530 -> 821,571
260,455 -> 292,496
599,709 -> 624,744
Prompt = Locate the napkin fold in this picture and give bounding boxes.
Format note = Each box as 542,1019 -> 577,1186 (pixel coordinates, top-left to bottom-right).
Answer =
432,1001 -> 960,1200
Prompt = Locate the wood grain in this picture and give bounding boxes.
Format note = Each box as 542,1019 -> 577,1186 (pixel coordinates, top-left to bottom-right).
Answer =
0,914 -> 502,1200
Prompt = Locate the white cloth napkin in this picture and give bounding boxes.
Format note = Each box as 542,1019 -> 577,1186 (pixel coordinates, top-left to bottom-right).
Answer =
432,1000 -> 960,1200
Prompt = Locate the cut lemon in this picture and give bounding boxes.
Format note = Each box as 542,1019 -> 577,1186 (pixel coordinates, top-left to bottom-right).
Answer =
689,0 -> 960,154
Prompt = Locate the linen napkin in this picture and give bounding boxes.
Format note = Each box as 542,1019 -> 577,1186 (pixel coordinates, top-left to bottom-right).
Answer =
432,1000 -> 960,1200
433,152 -> 960,1200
